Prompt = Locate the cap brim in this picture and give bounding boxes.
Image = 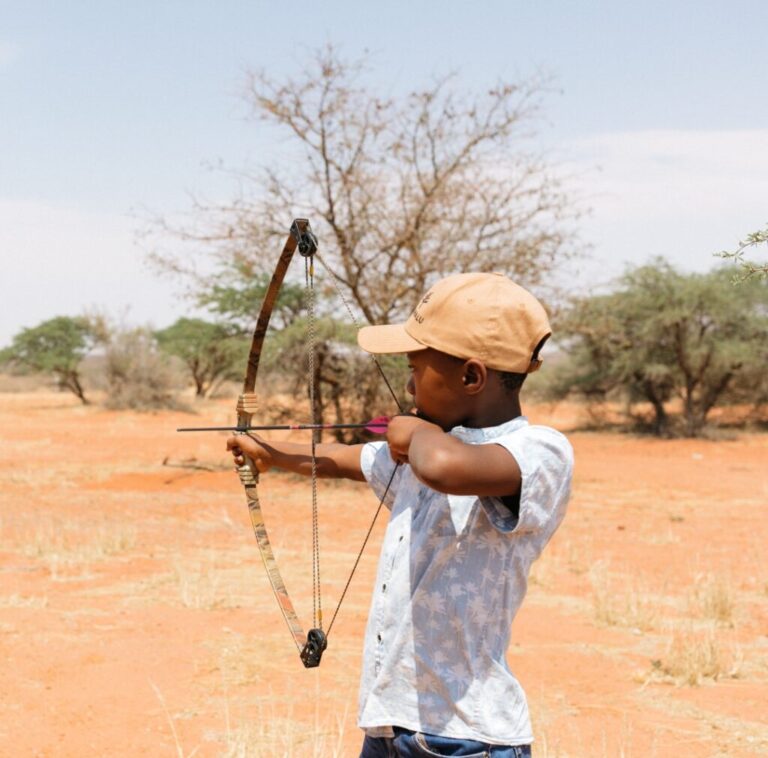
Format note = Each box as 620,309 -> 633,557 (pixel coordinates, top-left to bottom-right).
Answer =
357,323 -> 427,355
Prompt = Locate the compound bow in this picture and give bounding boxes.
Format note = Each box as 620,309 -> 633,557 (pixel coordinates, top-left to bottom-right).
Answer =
232,218 -> 400,668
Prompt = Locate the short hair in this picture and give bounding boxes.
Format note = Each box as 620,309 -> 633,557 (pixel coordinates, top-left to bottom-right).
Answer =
498,334 -> 550,393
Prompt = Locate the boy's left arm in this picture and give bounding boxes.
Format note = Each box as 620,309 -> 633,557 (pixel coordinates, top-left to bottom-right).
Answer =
386,416 -> 521,497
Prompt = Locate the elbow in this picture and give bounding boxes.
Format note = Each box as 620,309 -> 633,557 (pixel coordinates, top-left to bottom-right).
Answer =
409,446 -> 459,493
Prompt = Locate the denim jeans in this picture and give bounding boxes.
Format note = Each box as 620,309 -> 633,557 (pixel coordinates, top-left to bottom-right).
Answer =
359,727 -> 532,757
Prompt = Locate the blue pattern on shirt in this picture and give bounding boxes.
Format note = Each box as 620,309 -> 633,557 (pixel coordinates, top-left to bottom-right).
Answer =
358,416 -> 573,745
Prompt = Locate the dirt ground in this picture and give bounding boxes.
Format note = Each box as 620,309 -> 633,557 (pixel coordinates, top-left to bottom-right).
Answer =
0,391 -> 766,757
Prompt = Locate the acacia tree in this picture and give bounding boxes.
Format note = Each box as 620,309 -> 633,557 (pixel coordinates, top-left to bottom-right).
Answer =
716,225 -> 768,280
152,47 -> 579,424
154,318 -> 246,398
552,261 -> 768,437
0,316 -> 99,404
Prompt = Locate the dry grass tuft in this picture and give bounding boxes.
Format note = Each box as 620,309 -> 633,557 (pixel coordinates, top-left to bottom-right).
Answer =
0,594 -> 48,609
18,517 -> 136,573
689,572 -> 735,626
173,557 -> 227,610
646,625 -> 742,686
590,562 -> 659,632
171,554 -> 260,611
565,536 -> 594,577
150,679 -> 201,758
641,525 -> 681,546
215,685 -> 349,757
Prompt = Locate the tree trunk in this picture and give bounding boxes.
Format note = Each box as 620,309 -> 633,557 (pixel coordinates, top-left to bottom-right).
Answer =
683,368 -> 738,437
60,371 -> 89,405
684,409 -> 706,437
650,398 -> 669,437
309,347 -> 325,444
640,379 -> 669,437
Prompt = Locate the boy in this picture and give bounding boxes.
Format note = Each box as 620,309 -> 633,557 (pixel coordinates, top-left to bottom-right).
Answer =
228,272 -> 573,757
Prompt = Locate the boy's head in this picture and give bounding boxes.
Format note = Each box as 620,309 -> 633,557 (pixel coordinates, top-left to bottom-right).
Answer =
358,272 -> 551,382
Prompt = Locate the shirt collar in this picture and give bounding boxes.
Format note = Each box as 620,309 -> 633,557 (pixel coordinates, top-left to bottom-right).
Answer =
450,415 -> 529,444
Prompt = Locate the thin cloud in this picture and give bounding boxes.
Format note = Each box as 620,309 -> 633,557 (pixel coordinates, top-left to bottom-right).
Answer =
560,129 -> 768,284
0,201 -> 183,345
2,130 -> 767,343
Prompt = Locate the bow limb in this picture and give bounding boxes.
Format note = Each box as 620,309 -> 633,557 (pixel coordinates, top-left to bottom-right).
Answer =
235,219 -> 316,659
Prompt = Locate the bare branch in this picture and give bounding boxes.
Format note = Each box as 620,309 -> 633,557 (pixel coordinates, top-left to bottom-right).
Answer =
150,46 -> 580,328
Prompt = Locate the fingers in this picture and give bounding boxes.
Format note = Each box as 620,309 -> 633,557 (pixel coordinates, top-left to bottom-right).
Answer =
226,435 -> 247,467
225,433 -> 271,472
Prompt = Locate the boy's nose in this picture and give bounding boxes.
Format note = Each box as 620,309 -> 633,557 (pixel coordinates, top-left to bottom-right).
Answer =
406,376 -> 415,396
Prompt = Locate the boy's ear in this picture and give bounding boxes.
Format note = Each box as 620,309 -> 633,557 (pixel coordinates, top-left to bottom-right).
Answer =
461,359 -> 487,393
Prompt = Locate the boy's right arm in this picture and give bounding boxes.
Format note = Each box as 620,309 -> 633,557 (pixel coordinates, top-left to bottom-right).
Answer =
226,433 -> 366,482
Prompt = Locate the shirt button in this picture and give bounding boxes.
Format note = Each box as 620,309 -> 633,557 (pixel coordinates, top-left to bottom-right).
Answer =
377,633 -> 382,642
399,535 -> 404,541
382,583 -> 387,592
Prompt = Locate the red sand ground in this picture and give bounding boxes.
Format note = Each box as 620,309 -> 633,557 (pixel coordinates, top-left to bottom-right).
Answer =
0,392 -> 766,757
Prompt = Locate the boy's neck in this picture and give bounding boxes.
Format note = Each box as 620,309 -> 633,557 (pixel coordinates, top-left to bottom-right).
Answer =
461,394 -> 522,429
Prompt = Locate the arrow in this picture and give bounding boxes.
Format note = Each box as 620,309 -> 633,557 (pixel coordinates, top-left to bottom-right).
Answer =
177,415 -> 390,435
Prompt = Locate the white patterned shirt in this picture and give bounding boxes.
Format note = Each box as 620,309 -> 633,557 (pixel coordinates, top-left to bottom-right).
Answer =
357,416 -> 573,745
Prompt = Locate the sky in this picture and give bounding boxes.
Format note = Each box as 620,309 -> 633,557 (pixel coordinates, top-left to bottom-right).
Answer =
2,1 -> 767,345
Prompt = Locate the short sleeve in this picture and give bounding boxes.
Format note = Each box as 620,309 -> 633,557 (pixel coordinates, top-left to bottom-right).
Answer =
483,425 -> 573,535
360,441 -> 402,509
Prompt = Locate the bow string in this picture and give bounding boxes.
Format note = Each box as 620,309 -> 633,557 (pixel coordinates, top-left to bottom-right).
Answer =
236,218 -> 402,668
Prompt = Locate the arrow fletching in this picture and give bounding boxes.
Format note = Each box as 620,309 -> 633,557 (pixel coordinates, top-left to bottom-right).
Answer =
364,415 -> 390,434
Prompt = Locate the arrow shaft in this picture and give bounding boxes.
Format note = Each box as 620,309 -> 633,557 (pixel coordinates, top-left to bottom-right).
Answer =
177,421 -> 386,433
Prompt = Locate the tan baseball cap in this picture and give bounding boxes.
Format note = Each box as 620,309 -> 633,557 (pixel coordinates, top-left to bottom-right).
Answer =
357,272 -> 551,373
